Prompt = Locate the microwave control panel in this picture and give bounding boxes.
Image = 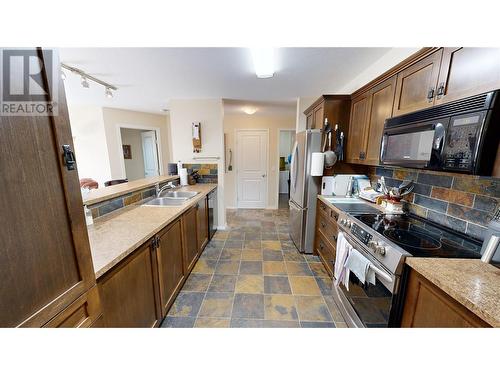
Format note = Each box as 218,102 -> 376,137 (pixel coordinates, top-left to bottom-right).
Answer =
443,112 -> 484,171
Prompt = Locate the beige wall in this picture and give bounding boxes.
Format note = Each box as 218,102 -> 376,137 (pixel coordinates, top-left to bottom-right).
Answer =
120,128 -> 146,181
68,105 -> 112,188
102,107 -> 170,179
169,99 -> 226,227
295,97 -> 316,133
224,113 -> 296,209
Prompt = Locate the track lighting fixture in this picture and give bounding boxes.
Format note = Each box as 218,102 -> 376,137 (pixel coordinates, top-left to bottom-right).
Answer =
81,75 -> 89,88
61,63 -> 117,98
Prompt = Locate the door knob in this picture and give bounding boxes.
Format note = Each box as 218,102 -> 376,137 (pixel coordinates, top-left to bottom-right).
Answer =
262,174 -> 266,178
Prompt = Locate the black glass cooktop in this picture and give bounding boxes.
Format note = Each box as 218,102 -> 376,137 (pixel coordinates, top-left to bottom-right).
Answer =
352,213 -> 482,258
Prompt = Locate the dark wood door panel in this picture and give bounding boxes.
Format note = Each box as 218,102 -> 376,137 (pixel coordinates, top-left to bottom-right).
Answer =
346,94 -> 371,163
182,206 -> 198,274
0,48 -> 95,327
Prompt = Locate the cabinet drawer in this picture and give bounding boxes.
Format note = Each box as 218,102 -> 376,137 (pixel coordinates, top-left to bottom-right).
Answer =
44,286 -> 101,328
315,230 -> 336,277
317,214 -> 339,244
317,200 -> 332,218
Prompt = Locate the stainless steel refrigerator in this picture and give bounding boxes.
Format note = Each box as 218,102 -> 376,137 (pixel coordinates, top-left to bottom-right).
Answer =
289,129 -> 322,253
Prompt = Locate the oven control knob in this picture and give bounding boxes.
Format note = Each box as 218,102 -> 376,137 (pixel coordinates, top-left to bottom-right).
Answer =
346,220 -> 352,228
340,219 -> 346,226
375,244 -> 386,256
368,240 -> 377,250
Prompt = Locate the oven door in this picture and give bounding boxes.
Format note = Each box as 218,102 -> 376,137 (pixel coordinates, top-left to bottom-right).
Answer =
380,119 -> 449,169
332,232 -> 399,328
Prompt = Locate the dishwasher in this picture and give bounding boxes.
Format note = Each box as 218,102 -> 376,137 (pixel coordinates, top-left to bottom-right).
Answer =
207,189 -> 218,239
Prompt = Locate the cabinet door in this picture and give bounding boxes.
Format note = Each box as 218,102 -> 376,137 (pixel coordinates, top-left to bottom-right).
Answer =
98,242 -> 161,327
182,206 -> 199,274
156,219 -> 185,316
435,47 -> 500,104
197,197 -> 209,253
0,48 -> 95,327
392,49 -> 443,116
346,94 -> 371,163
313,104 -> 324,130
306,113 -> 314,129
364,76 -> 397,165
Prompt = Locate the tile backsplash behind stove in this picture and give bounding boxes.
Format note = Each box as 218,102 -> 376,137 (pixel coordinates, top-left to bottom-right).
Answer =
368,166 -> 499,241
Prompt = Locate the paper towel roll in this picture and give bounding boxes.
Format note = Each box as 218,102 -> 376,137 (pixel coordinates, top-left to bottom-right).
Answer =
180,168 -> 188,186
311,152 -> 324,176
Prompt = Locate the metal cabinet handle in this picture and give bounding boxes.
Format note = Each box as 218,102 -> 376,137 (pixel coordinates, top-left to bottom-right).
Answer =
62,145 -> 76,171
332,234 -> 337,241
321,221 -> 326,228
436,82 -> 445,98
427,87 -> 435,102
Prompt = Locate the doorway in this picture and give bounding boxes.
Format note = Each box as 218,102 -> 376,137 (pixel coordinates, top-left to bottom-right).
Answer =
119,127 -> 161,181
236,129 -> 269,208
278,129 -> 295,209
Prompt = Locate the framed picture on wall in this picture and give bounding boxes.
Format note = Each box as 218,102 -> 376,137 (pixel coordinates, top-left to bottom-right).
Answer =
122,144 -> 132,159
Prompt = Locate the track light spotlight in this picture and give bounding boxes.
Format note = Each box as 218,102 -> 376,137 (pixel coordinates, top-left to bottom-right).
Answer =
81,76 -> 89,88
105,87 -> 114,98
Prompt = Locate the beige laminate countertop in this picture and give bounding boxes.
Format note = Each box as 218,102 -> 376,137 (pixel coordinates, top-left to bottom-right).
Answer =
88,183 -> 217,279
405,258 -> 500,327
83,175 -> 179,206
317,195 -> 386,214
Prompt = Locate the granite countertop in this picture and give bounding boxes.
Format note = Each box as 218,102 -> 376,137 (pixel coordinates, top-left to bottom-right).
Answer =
405,258 -> 500,327
88,183 -> 217,278
83,175 -> 179,206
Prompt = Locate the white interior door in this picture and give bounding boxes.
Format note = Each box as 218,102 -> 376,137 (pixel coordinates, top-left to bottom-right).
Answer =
236,130 -> 268,208
141,130 -> 159,177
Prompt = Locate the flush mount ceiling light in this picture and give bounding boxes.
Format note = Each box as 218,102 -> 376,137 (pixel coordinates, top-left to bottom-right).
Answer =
62,63 -> 117,98
243,106 -> 258,115
250,48 -> 275,78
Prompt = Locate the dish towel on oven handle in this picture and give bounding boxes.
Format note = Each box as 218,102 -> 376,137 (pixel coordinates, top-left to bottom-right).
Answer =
335,232 -> 352,290
344,248 -> 376,286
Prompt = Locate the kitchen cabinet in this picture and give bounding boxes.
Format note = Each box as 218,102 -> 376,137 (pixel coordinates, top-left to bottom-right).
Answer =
400,269 -> 490,328
98,241 -> 162,328
156,219 -> 185,316
392,49 -> 443,116
196,197 -> 209,253
435,47 -> 500,104
346,93 -> 371,163
0,48 -> 97,327
182,205 -> 199,274
314,199 -> 340,277
364,76 -> 397,165
304,96 -> 351,151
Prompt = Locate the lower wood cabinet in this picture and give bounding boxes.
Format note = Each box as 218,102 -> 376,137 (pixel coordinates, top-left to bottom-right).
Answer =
98,241 -> 162,328
197,197 -> 209,253
314,199 -> 340,277
182,205 -> 199,274
400,268 -> 490,328
44,286 -> 101,328
156,219 -> 185,316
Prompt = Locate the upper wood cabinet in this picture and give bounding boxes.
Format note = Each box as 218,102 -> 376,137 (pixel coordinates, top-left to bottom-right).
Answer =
156,219 -> 185,316
0,48 -> 96,327
392,49 -> 443,116
196,197 -> 209,253
364,76 -> 397,165
435,47 -> 500,104
182,205 -> 199,274
346,93 -> 371,163
304,95 -> 351,137
98,241 -> 161,328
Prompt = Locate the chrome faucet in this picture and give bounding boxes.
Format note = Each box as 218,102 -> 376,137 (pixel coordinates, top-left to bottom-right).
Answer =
345,176 -> 354,198
156,181 -> 177,197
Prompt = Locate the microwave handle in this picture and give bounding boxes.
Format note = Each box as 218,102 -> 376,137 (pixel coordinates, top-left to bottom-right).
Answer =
433,122 -> 446,155
380,134 -> 387,163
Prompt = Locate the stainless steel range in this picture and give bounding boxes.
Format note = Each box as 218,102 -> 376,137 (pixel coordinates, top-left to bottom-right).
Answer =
333,211 -> 482,328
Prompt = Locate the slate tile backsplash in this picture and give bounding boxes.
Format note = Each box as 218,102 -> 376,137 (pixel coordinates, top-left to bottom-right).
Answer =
183,163 -> 218,183
368,166 -> 500,241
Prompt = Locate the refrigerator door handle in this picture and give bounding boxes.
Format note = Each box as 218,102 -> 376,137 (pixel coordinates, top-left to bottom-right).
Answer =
290,141 -> 299,191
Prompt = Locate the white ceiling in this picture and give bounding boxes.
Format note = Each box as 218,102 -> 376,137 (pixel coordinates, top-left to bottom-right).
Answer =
59,48 -> 411,114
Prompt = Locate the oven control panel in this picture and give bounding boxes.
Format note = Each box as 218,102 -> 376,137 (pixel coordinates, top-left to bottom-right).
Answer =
351,223 -> 372,245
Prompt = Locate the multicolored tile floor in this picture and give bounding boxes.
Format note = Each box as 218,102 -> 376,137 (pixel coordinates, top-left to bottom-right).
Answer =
161,207 -> 347,328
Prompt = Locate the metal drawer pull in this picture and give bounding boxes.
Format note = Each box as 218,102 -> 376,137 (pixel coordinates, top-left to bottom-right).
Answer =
332,234 -> 337,241
321,221 -> 326,228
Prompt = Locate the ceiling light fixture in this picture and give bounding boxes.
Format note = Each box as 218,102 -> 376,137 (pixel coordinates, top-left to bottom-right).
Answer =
105,87 -> 114,98
243,107 -> 258,115
62,63 -> 118,98
81,75 -> 89,88
251,48 -> 275,78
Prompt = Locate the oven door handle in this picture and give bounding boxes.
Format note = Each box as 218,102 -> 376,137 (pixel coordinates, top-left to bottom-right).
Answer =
340,231 -> 393,284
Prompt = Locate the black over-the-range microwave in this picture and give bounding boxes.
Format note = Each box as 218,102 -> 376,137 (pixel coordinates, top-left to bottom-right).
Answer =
380,90 -> 500,175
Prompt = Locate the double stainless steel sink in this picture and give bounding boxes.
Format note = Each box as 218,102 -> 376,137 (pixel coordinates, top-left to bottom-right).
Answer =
143,190 -> 199,207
